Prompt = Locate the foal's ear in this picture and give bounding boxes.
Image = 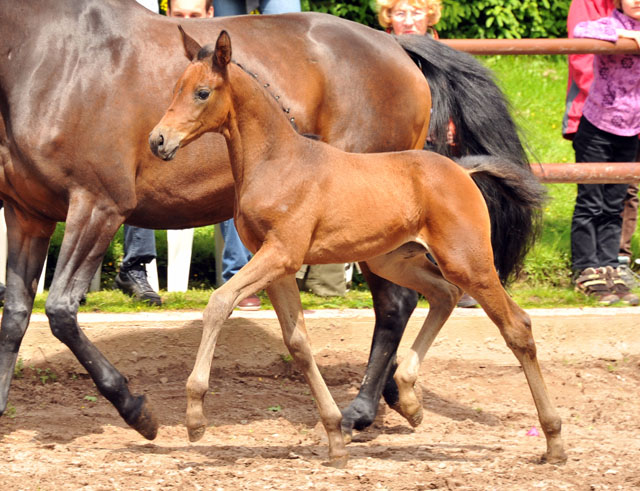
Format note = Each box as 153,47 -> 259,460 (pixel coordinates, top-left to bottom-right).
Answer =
178,25 -> 202,61
214,30 -> 232,69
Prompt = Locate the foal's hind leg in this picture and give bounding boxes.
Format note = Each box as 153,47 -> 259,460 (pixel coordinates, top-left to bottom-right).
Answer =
267,276 -> 348,467
472,287 -> 566,463
432,244 -> 566,463
366,248 -> 461,428
0,205 -> 54,417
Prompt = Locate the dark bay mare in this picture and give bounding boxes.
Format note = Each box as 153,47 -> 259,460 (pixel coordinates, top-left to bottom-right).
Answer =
149,30 -> 565,466
0,0 -> 533,440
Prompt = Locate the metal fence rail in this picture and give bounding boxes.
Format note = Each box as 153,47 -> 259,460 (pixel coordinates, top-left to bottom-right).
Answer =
441,38 -> 640,183
442,37 -> 640,55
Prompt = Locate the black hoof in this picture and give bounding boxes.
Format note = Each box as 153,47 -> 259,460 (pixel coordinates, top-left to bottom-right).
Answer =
341,399 -> 376,436
125,395 -> 158,440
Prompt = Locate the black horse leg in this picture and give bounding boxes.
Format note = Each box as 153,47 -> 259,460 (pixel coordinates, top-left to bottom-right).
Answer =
44,203 -> 157,439
341,262 -> 418,437
0,205 -> 53,415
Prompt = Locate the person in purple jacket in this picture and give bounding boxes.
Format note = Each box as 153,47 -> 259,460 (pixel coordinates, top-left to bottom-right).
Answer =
570,0 -> 640,305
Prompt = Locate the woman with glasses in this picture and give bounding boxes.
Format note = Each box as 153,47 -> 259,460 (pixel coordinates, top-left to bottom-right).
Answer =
376,0 -> 478,308
377,0 -> 442,37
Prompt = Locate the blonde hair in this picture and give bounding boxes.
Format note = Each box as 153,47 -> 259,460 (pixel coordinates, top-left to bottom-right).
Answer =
376,0 -> 442,29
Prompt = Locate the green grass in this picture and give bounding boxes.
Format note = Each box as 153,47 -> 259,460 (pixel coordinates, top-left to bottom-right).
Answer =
21,55 -> 640,312
28,282 -> 630,313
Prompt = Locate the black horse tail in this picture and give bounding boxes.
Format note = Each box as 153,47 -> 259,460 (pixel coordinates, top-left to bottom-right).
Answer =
457,156 -> 547,285
394,34 -> 529,168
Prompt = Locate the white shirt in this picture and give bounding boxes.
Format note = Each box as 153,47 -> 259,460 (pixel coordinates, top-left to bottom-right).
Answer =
135,0 -> 159,14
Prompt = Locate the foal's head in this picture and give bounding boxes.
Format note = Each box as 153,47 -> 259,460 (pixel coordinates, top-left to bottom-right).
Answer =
150,28 -> 232,161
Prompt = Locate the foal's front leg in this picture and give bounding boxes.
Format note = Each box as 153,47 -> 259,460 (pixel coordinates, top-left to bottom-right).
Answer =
267,276 -> 348,467
185,246 -> 290,442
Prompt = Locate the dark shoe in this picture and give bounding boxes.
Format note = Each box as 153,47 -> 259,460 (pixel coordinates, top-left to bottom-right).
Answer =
574,267 -> 619,306
457,292 -> 478,308
606,266 -> 639,306
115,268 -> 162,306
237,294 -> 261,311
0,282 -> 5,306
616,256 -> 638,289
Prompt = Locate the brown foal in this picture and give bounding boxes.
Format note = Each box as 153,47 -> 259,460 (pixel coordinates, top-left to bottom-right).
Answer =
149,30 -> 566,467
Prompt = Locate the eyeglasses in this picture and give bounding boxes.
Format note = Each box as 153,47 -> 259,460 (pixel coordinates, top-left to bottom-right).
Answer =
391,9 -> 427,22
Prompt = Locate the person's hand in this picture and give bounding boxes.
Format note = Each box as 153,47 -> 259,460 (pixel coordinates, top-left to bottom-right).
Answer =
617,29 -> 640,49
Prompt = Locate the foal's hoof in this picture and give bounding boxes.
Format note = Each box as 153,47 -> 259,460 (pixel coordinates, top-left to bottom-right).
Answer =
126,396 -> 158,440
325,454 -> 349,469
407,406 -> 423,428
390,402 -> 423,428
342,431 -> 353,445
187,424 -> 207,442
541,449 -> 568,465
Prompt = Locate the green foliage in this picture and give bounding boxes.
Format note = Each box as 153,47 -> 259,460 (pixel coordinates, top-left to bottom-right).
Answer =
13,358 -> 24,379
437,0 -> 570,39
280,353 -> 294,364
34,367 -> 58,385
302,0 -> 379,27
302,0 -> 570,38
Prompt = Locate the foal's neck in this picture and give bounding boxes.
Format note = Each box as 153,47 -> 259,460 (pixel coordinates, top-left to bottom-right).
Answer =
223,63 -> 302,184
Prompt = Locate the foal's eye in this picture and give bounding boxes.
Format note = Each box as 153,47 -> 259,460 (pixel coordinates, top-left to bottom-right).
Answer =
196,89 -> 210,101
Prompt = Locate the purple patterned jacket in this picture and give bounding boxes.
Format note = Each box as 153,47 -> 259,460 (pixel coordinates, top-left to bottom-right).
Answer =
574,9 -> 640,136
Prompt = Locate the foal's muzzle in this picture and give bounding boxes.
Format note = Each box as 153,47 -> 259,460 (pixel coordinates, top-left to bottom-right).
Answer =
149,126 -> 181,161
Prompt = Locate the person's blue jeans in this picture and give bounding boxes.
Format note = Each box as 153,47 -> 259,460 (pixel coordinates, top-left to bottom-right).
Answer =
122,225 -> 156,269
219,219 -> 252,283
213,0 -> 300,16
214,0 -> 299,284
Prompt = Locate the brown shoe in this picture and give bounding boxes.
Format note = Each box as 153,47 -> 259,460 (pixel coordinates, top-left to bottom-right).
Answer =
237,294 -> 261,311
574,267 -> 619,306
606,266 -> 640,306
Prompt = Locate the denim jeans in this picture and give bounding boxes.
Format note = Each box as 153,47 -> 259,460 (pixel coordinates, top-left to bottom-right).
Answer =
219,219 -> 252,283
122,225 -> 156,270
213,0 -> 300,16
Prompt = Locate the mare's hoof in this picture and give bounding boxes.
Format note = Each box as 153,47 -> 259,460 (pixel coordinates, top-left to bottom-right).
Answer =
187,424 -> 206,442
127,396 -> 158,440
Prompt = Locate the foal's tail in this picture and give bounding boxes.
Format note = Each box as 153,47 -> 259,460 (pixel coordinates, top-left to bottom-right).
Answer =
457,156 -> 547,285
394,35 -> 528,169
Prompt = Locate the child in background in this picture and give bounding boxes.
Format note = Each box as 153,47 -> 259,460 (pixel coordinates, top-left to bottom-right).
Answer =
570,0 -> 640,305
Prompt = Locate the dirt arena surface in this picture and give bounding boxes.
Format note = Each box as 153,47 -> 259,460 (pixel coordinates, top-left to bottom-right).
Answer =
1,307 -> 639,490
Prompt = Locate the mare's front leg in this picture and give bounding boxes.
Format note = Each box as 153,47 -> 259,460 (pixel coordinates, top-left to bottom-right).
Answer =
0,204 -> 54,416
45,196 -> 157,439
341,263 -> 418,439
267,275 -> 348,467
185,245 -> 295,442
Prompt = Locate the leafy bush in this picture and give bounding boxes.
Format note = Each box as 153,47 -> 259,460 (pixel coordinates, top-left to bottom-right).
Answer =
303,0 -> 571,39
437,0 -> 570,39
303,0 -> 379,26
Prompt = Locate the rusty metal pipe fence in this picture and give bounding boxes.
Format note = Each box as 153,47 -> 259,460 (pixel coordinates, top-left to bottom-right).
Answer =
440,38 -> 640,183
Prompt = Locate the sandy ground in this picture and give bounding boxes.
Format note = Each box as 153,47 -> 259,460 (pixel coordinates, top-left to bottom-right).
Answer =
1,307 -> 639,490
